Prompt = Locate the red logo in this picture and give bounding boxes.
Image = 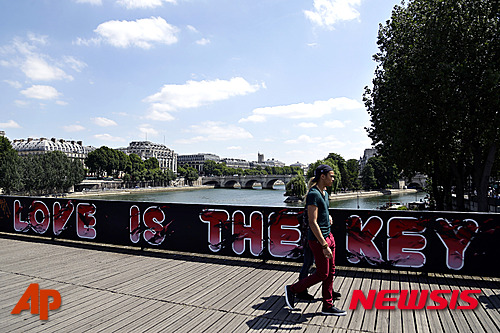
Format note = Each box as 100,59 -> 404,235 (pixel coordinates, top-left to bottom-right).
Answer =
11,284 -> 61,320
349,289 -> 481,310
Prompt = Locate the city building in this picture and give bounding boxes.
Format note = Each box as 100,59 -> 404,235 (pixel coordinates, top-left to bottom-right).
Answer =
249,153 -> 285,168
177,153 -> 220,174
11,137 -> 95,165
123,141 -> 178,174
290,161 -> 307,175
221,158 -> 250,170
359,148 -> 378,171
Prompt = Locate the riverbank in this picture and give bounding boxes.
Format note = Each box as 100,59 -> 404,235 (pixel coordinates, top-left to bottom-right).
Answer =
66,185 -> 215,198
329,188 -> 419,201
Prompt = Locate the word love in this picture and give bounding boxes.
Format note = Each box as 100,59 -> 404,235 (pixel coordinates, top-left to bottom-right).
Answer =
350,289 -> 481,310
11,284 -> 61,320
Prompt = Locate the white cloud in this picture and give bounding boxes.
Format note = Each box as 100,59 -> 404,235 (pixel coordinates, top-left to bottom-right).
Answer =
227,146 -> 241,150
176,121 -> 253,144
0,120 -> 21,128
305,0 -> 362,29
324,120 -> 345,128
138,124 -> 159,137
63,56 -> 87,72
145,106 -> 175,121
94,133 -> 125,142
285,134 -> 322,145
75,0 -> 102,5
21,55 -> 73,81
298,122 -> 318,128
145,77 -> 263,119
56,100 -> 68,106
187,25 -> 198,33
4,80 -> 22,89
88,17 -> 179,49
1,34 -> 81,83
63,124 -> 85,132
117,0 -> 176,9
20,85 -> 60,100
239,97 -> 363,122
196,38 -> 211,46
14,100 -> 30,107
92,117 -> 118,127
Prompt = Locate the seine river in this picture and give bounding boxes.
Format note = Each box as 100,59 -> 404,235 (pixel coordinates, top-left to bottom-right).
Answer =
88,185 -> 427,209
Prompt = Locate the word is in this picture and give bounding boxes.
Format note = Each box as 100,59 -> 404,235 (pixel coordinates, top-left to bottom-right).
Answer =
11,284 -> 61,320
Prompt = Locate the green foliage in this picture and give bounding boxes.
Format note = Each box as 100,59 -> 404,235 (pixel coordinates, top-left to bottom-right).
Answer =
364,0 -> 500,210
144,157 -> 159,170
285,175 -> 307,197
361,164 -> 377,190
185,167 -> 199,184
0,137 -> 22,194
85,146 -> 131,178
306,157 -> 341,194
366,156 -> 399,189
201,161 -> 301,177
18,151 -> 85,195
346,159 -> 361,190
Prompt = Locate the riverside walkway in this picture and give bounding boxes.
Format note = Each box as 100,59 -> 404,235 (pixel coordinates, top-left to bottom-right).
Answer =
1,234 -> 499,333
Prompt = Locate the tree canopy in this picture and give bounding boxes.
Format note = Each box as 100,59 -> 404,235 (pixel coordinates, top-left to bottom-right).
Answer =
364,0 -> 500,211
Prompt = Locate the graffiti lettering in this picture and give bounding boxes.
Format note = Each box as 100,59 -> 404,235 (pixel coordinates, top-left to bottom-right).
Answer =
387,217 -> 427,268
434,218 -> 478,270
76,203 -> 97,239
268,210 -> 301,258
233,210 -> 263,256
346,215 -> 383,265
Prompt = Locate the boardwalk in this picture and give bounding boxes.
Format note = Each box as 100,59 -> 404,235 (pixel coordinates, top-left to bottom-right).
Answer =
1,234 -> 499,332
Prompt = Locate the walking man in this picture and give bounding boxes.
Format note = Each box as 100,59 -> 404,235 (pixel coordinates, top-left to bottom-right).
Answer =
285,164 -> 346,316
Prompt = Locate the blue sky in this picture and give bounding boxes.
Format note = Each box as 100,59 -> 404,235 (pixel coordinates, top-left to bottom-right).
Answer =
0,0 -> 401,165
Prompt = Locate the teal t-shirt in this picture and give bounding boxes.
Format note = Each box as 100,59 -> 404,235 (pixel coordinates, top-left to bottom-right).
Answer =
306,186 -> 331,241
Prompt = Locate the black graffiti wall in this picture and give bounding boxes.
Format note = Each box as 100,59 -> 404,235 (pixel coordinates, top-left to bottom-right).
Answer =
0,196 -> 498,277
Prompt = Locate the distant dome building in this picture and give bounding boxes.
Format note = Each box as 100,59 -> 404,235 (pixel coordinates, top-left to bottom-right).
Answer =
11,137 -> 95,165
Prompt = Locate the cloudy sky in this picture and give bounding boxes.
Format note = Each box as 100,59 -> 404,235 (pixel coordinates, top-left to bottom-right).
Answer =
0,0 -> 401,165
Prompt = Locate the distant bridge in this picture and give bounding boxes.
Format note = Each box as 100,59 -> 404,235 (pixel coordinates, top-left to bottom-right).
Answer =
202,175 -> 293,189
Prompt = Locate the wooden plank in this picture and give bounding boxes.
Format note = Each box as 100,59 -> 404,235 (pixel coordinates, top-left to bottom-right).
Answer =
458,274 -> 500,332
440,273 -> 484,333
374,270 -> 390,333
399,271 -> 416,333
407,272 -> 431,333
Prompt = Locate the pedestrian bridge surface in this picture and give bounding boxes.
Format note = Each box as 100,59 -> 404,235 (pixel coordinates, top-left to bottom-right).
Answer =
0,234 -> 498,332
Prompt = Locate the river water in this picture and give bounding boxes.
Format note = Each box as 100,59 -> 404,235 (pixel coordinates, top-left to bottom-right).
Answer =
87,185 -> 427,210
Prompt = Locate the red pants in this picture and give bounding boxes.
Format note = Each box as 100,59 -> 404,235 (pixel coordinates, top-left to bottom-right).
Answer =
290,233 -> 336,307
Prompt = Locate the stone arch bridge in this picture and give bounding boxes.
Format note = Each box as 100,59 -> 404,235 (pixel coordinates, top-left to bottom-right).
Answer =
202,175 -> 293,189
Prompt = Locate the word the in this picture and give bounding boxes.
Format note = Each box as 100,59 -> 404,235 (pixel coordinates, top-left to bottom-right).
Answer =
11,284 -> 61,320
349,289 -> 481,310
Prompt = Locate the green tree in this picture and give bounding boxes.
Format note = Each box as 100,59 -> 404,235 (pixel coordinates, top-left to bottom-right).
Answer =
18,151 -> 84,195
364,0 -> 500,211
0,137 -> 22,194
185,167 -> 199,185
361,164 -> 377,191
326,153 -> 349,190
346,159 -> 361,190
367,156 -> 399,189
144,157 -> 159,170
306,158 -> 341,194
285,175 -> 307,197
129,153 -> 145,173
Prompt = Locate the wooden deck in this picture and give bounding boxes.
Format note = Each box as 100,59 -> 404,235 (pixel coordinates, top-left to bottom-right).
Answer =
1,234 -> 499,332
